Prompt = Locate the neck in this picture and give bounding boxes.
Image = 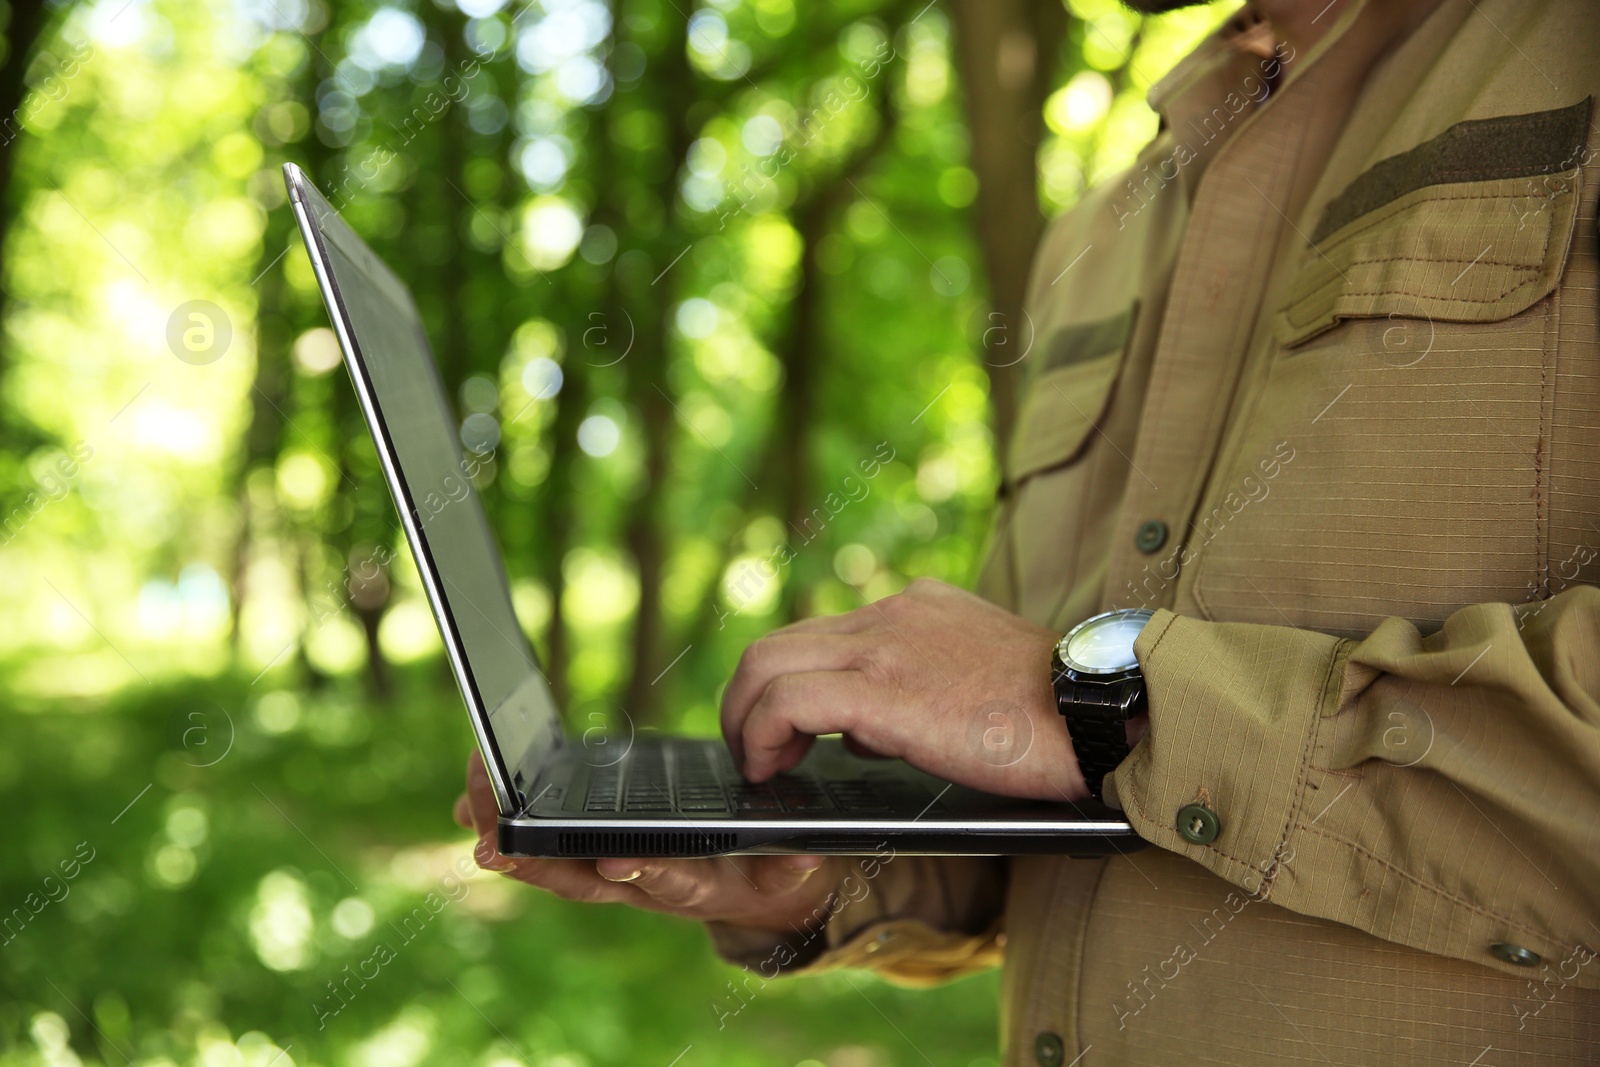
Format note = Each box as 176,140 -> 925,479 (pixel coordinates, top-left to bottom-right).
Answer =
1254,0 -> 1352,55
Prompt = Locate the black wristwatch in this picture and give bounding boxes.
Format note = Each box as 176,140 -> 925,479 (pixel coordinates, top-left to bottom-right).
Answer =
1050,608 -> 1155,803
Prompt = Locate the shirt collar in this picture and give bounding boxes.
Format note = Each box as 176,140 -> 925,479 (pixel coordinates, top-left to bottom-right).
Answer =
1145,0 -> 1379,140
1146,4 -> 1280,125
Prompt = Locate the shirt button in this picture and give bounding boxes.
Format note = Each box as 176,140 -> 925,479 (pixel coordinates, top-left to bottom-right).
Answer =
1176,802 -> 1220,844
1134,519 -> 1169,553
1489,942 -> 1542,967
1034,1031 -> 1065,1066
864,930 -> 892,954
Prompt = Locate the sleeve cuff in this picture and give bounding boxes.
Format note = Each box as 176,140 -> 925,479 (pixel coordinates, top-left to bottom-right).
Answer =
1104,608 -> 1352,890
704,855 -> 1007,986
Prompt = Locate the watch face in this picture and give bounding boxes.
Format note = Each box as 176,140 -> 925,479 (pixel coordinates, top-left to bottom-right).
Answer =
1059,609 -> 1154,674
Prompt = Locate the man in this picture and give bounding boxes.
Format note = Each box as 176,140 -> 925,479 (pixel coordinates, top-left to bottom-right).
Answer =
459,0 -> 1600,1061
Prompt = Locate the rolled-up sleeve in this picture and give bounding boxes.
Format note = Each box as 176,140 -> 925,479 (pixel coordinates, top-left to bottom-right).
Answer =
1104,585 -> 1600,986
705,855 -> 1007,987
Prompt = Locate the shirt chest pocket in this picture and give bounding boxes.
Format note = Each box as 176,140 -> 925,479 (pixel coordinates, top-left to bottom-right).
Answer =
1186,100 -> 1590,636
989,308 -> 1133,628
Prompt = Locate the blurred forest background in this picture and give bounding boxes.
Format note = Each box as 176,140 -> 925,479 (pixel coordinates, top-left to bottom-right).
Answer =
0,0 -> 1228,1064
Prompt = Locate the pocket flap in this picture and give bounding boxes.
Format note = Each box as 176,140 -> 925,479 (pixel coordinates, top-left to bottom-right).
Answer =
1006,348 -> 1124,486
1276,98 -> 1591,347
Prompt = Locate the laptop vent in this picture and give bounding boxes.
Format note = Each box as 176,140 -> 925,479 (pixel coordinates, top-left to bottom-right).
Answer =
556,831 -> 737,857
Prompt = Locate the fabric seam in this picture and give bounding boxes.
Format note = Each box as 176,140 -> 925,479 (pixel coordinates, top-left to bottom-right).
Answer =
1258,636 -> 1351,898
1291,821 -> 1555,947
1280,182 -> 1569,344
1285,265 -> 1545,328
1284,215 -> 1558,328
1121,615 -> 1320,877
1068,857 -> 1112,1062
1312,181 -> 1573,254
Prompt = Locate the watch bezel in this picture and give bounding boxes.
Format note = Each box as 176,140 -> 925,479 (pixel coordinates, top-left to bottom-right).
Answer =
1056,608 -> 1155,676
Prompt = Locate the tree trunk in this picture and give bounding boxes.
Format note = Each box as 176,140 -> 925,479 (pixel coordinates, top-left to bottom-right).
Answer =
616,2 -> 693,723
0,3 -> 64,450
948,0 -> 1068,452
539,356 -> 583,710
767,88 -> 900,622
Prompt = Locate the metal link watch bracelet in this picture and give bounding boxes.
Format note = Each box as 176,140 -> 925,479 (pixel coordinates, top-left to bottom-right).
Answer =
1050,609 -> 1154,803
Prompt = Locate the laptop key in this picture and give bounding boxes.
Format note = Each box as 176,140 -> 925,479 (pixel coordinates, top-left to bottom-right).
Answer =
782,796 -> 836,811
679,800 -> 730,813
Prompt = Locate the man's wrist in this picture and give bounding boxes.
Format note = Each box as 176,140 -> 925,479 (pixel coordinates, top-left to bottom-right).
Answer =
1125,712 -> 1150,750
1020,695 -> 1091,801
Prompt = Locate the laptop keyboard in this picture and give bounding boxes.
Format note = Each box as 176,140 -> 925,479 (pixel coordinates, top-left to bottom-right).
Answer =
580,740 -> 919,816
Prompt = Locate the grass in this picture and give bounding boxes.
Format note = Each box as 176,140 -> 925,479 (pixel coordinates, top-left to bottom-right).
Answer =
0,663 -> 1002,1067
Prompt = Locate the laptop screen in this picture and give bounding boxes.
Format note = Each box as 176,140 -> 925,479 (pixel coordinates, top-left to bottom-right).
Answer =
288,166 -> 560,808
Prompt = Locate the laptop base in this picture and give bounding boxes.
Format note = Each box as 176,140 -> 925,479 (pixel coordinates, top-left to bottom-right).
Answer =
501,736 -> 1147,858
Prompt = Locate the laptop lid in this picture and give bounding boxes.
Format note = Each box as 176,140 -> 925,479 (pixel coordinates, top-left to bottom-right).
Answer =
284,162 -> 561,815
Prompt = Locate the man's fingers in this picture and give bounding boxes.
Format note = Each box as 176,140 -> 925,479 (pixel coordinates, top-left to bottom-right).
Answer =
600,858 -> 715,909
591,855 -> 829,915
741,670 -> 880,781
749,854 -> 828,896
465,749 -> 500,836
595,857 -> 646,883
497,856 -> 639,904
464,749 -> 514,883
767,735 -> 815,778
721,633 -> 865,766
473,832 -> 517,873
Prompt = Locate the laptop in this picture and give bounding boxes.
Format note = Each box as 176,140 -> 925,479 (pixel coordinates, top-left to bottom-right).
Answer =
283,162 -> 1144,858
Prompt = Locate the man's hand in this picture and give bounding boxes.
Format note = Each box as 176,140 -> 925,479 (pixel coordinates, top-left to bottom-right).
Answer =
455,750 -> 839,935
721,577 -> 1090,802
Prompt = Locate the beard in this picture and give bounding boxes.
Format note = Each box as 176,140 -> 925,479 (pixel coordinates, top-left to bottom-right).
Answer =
1120,0 -> 1216,11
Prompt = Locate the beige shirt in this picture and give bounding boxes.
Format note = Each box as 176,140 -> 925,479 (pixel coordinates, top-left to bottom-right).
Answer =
711,1 -> 1600,1062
